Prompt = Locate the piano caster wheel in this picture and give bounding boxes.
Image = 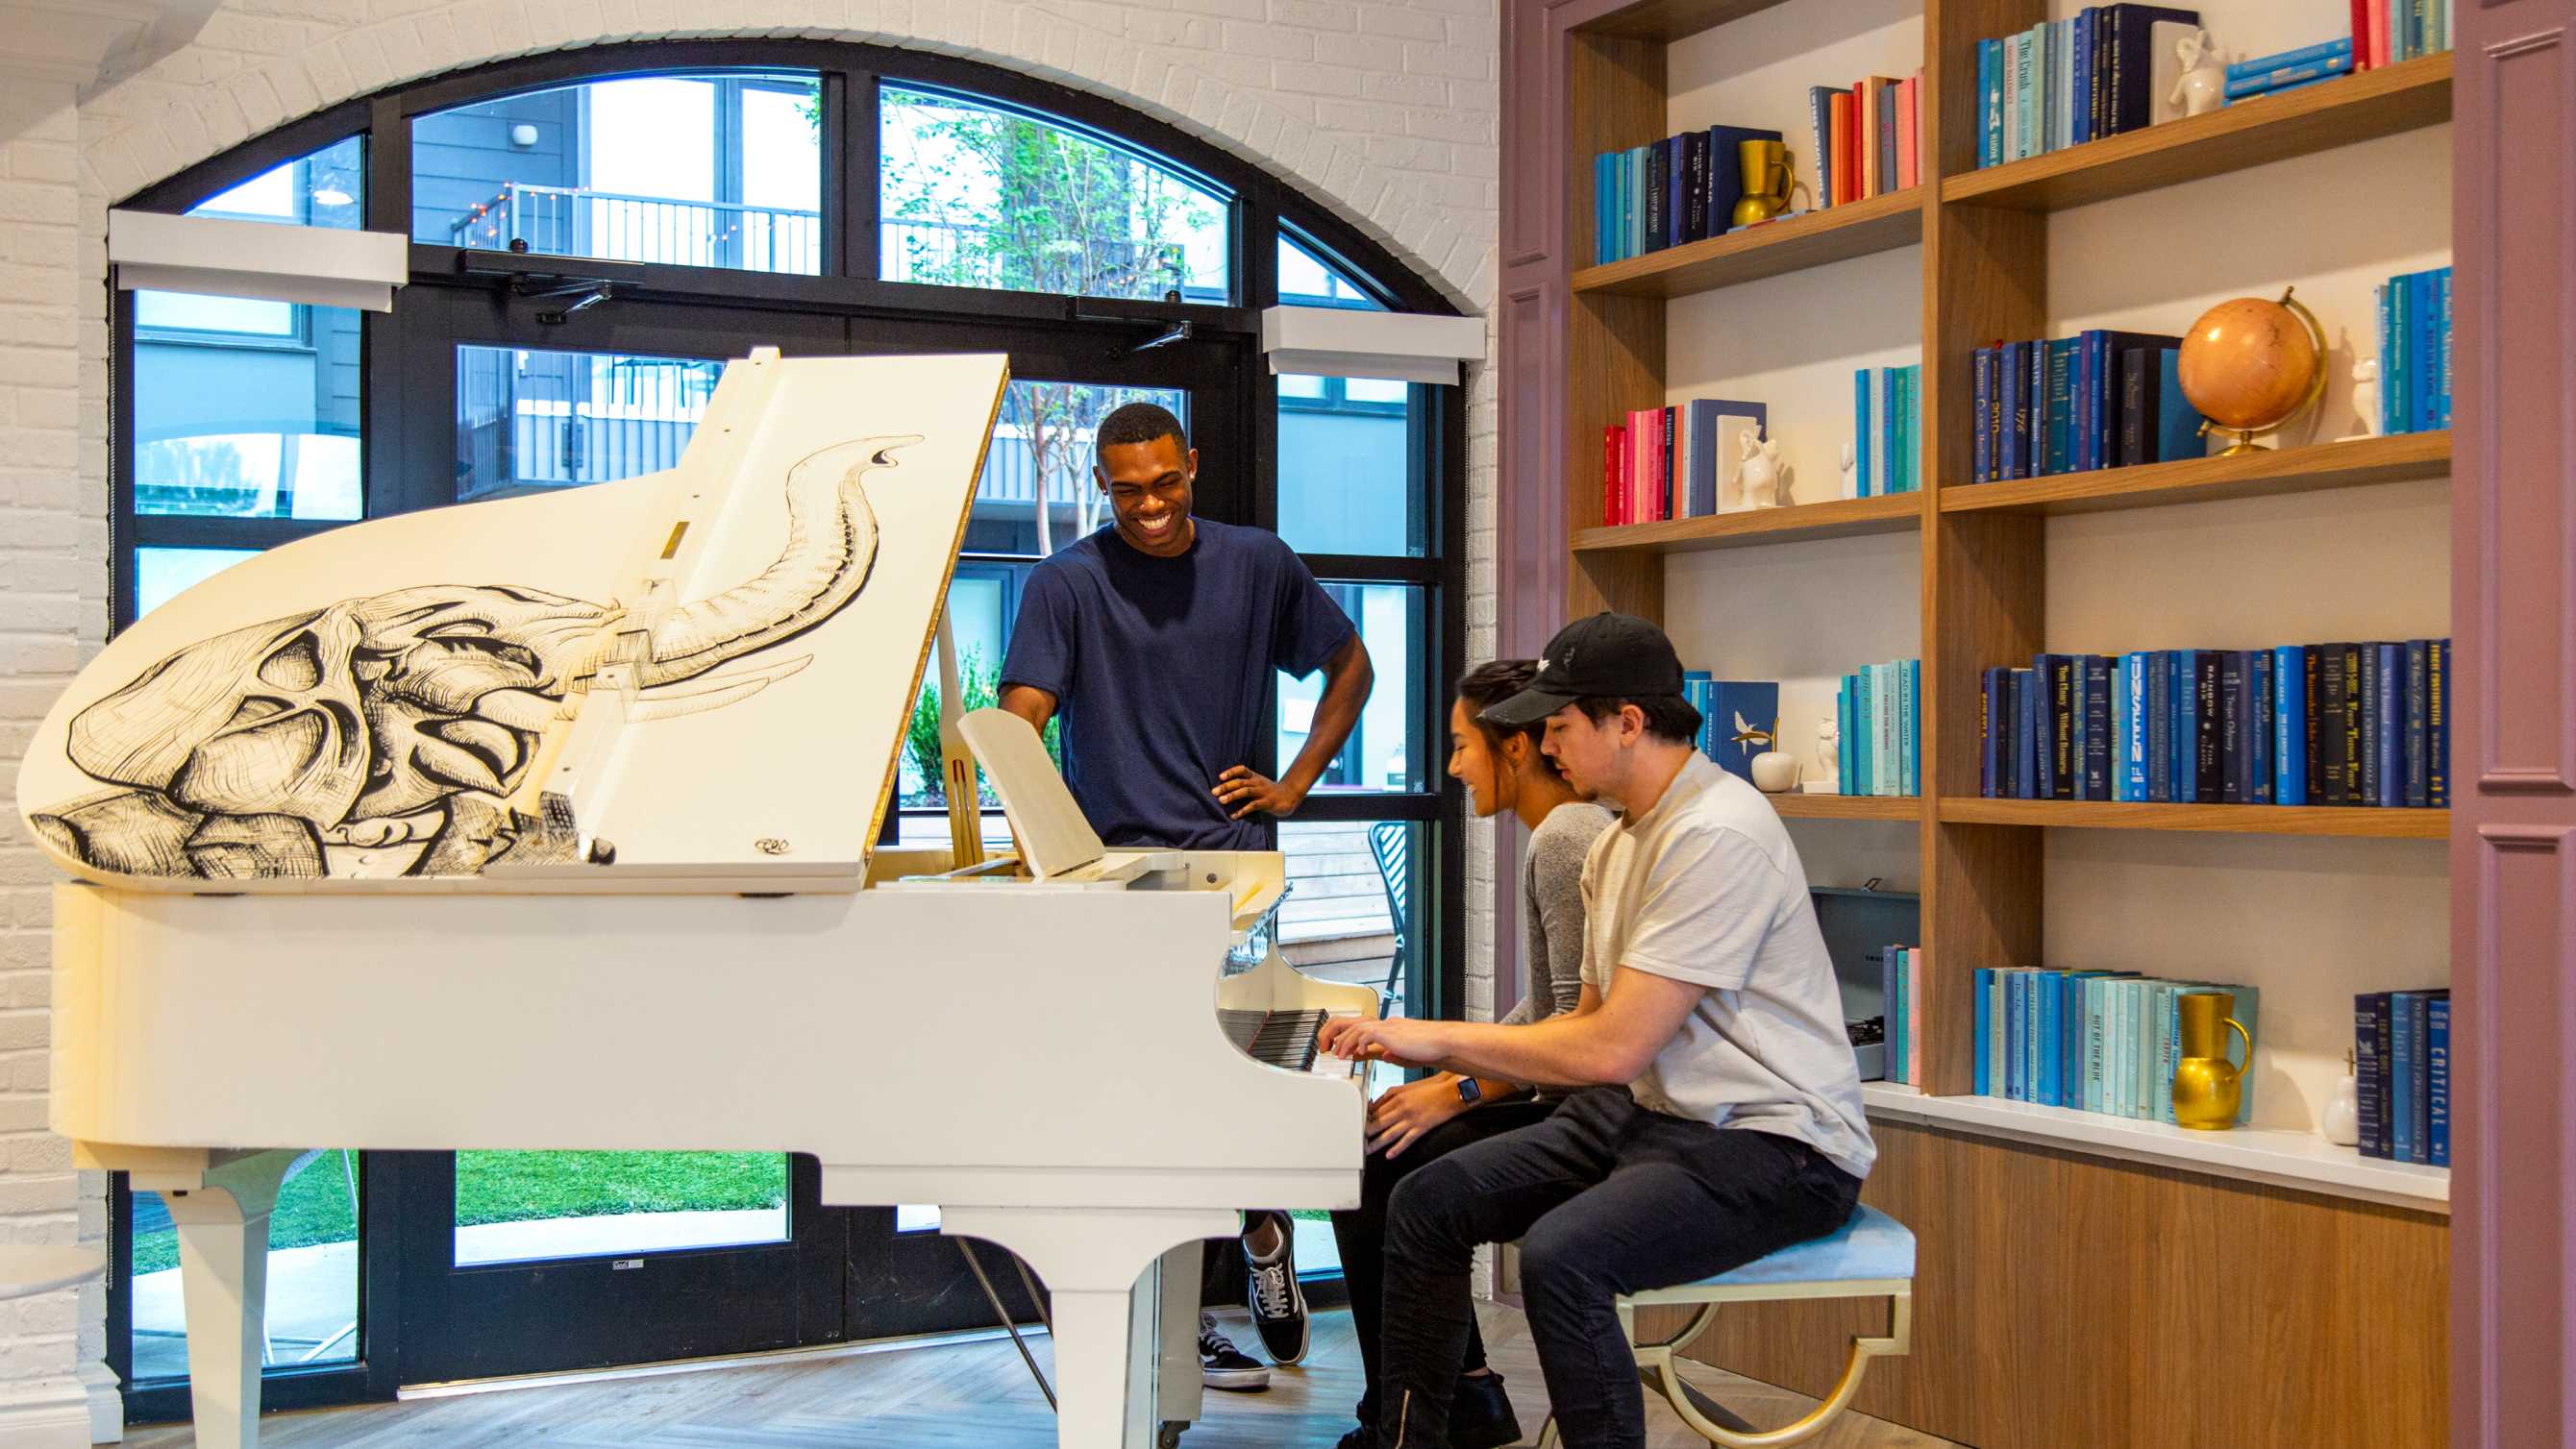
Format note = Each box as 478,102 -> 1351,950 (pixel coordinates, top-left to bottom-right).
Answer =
1157,1420 -> 1188,1448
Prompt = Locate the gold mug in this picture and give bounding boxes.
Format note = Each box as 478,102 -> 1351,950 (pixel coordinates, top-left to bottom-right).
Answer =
1732,139 -> 1793,228
2172,991 -> 2253,1130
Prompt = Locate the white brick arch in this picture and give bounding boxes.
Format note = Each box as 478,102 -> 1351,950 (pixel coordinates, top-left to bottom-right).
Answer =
74,0 -> 1494,311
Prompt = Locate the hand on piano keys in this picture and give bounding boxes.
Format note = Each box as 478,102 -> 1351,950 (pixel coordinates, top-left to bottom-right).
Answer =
1317,1014 -> 1449,1070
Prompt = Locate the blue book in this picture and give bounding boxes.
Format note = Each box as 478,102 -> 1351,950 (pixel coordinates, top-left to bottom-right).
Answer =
2123,651 -> 2150,800
2408,987 -> 2435,1164
1899,659 -> 1920,796
2110,656 -> 2128,799
2071,9 -> 2095,146
1881,368 -> 1901,496
2060,972 -> 2093,1106
1706,681 -> 1780,785
2025,341 -> 2048,478
1981,39 -> 2005,167
1974,966 -> 1994,1094
2171,649 -> 2203,803
1704,124 -> 1785,236
2274,644 -> 2309,804
1999,341 -> 2028,480
2012,668 -> 2039,799
1854,368 -> 1875,497
2227,36 -> 2354,81
2081,654 -> 2113,799
2390,991 -> 2419,1164
2404,639 -> 2430,806
2429,639 -> 2450,807
2357,994 -> 2388,1157
2249,647 -> 2275,804
1982,666 -> 2007,797
2428,994 -> 2451,1167
1839,675 -> 1857,796
2380,277 -> 2402,436
2438,266 -> 2453,429
2144,651 -> 2173,801
1972,347 -> 1995,482
1666,133 -> 1689,249
2223,53 -> 2353,98
2374,642 -> 2404,806
2036,970 -> 2063,1106
2044,338 -> 2078,475
1809,87 -> 1840,209
2004,971 -> 2025,1100
2154,349 -> 2203,463
1595,152 -> 1614,262
2412,268 -> 2440,432
1682,400 -> 1722,518
1855,670 -> 1874,797
2393,272 -> 2417,434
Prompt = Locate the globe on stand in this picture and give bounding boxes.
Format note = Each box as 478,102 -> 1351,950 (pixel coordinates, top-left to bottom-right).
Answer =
2176,287 -> 2328,455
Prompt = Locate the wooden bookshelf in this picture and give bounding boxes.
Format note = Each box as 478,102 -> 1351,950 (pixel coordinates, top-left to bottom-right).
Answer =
1943,52 -> 2454,212
1572,188 -> 1924,299
1941,430 -> 2452,516
1515,4 -> 2454,1441
1572,491 -> 1921,553
1771,792 -> 1921,822
1937,797 -> 2449,839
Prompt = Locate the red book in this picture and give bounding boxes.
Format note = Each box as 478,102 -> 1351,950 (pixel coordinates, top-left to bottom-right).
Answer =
2368,0 -> 2390,68
1829,91 -> 1856,206
2349,0 -> 2373,69
1896,74 -> 1920,190
1603,425 -> 1622,526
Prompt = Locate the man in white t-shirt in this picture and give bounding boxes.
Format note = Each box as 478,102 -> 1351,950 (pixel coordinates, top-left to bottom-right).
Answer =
1320,612 -> 1872,1449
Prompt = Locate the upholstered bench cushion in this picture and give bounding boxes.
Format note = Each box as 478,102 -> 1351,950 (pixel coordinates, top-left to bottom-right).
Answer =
1667,1205 -> 1915,1290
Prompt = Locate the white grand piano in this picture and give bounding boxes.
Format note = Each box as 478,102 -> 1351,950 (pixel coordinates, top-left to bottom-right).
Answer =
22,350 -> 1374,1448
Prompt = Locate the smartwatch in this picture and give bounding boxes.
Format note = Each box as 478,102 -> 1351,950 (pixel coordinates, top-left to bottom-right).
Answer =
1454,1076 -> 1483,1106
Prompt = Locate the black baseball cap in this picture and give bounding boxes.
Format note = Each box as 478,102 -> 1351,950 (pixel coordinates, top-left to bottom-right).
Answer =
1479,612 -> 1686,727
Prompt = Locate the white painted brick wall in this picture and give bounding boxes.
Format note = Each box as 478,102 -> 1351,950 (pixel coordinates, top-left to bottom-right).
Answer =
5,0 -> 1499,1428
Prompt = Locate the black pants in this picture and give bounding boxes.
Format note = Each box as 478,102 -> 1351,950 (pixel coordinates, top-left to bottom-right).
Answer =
1376,1088 -> 1861,1449
1329,1097 -> 1558,1424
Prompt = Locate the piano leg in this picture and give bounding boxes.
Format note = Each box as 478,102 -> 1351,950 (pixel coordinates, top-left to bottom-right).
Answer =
1153,1243 -> 1203,1436
939,1206 -> 1235,1449
146,1158 -> 292,1449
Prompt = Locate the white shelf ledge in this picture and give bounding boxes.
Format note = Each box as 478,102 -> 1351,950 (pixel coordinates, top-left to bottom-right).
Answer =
1860,1083 -> 2449,1214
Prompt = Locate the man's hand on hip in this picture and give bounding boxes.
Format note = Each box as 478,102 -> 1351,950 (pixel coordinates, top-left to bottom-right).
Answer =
1215,765 -> 1304,820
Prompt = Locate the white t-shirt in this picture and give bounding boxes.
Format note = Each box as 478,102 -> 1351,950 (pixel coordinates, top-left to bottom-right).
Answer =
1580,753 -> 1875,1180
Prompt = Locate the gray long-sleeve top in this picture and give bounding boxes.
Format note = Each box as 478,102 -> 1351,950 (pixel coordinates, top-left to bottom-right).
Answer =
1497,800 -> 1617,1028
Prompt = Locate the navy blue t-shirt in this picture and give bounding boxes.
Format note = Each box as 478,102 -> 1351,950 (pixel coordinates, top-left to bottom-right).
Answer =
1000,519 -> 1356,850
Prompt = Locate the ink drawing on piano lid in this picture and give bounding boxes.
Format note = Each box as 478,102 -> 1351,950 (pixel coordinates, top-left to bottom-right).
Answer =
21,351 -> 1011,889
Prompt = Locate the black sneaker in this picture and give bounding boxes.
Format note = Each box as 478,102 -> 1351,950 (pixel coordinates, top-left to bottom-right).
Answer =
1333,1428 -> 1381,1449
1241,1211 -> 1310,1364
1199,1314 -> 1269,1392
1449,1371 -> 1523,1449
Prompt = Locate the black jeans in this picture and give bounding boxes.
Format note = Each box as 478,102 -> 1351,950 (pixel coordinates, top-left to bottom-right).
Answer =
1329,1097 -> 1559,1424
1376,1088 -> 1862,1449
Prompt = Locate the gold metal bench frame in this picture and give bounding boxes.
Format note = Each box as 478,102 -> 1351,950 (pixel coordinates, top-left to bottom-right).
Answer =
1534,1275 -> 1914,1448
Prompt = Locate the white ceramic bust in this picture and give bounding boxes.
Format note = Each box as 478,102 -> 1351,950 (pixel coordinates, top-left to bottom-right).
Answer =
2351,355 -> 2381,437
1738,430 -> 1785,509
2170,29 -> 2227,117
1839,441 -> 1857,499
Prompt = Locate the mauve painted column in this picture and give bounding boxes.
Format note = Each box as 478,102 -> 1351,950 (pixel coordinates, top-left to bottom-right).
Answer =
2451,1 -> 2576,1443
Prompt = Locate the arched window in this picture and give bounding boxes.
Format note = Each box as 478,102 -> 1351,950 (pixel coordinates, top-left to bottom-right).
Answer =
107,39 -> 1465,1420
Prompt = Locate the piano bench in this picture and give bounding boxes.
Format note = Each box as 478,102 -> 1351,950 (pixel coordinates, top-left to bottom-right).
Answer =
1533,1205 -> 1915,1449
0,1245 -> 106,1302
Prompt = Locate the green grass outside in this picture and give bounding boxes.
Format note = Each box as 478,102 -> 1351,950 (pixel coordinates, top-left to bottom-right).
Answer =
132,1151 -> 787,1276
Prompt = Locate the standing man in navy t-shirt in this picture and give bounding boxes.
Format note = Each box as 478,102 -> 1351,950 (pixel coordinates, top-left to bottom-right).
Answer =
999,401 -> 1373,1391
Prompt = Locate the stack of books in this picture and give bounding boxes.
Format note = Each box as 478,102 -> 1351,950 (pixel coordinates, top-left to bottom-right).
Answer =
2352,0 -> 2455,68
1975,968 -> 2262,1125
2225,37 -> 2354,103
1804,76 -> 1920,209
1684,674 -> 1778,788
2355,989 -> 2450,1166
1967,331 -> 2204,482
1975,5 -> 2201,169
1851,364 -> 1922,496
2376,265 -> 2454,435
1600,399 -> 1768,526
1883,945 -> 1924,1087
1591,124 -> 1784,265
1977,641 -> 2452,807
1838,660 -> 1920,798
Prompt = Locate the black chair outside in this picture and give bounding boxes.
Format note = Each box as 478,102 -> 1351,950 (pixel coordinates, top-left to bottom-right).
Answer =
1366,821 -> 1410,1008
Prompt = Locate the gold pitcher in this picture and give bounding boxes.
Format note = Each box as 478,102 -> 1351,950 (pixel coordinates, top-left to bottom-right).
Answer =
1732,139 -> 1793,228
2172,991 -> 2253,1130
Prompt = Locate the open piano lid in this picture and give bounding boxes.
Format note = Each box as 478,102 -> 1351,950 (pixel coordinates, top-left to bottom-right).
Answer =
19,349 -> 1010,895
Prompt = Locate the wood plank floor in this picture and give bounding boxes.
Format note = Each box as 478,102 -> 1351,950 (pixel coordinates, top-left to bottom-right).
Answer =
129,1306 -> 1962,1447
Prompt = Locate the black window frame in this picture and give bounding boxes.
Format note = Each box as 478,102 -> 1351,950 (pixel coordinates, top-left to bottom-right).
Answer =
104,36 -> 1469,1417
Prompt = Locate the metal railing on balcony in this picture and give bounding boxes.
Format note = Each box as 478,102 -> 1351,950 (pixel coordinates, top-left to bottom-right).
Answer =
879,215 -> 1199,300
448,183 -> 822,275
